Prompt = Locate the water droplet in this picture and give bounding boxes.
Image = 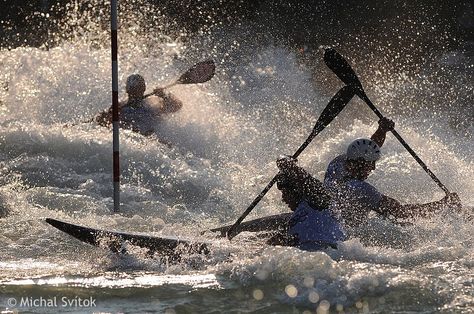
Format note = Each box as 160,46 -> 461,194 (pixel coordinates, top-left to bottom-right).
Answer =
253,289 -> 264,300
317,300 -> 330,314
285,284 -> 298,298
308,291 -> 319,303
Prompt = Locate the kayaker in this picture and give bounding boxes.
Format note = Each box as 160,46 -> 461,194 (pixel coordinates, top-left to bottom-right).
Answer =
94,74 -> 183,136
274,118 -> 462,249
272,156 -> 347,250
323,118 -> 461,228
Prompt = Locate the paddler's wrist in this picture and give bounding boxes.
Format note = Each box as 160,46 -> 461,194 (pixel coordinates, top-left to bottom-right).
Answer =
153,88 -> 167,98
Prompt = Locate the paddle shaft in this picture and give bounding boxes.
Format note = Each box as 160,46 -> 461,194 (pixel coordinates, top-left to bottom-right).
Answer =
357,89 -> 450,194
142,82 -> 177,98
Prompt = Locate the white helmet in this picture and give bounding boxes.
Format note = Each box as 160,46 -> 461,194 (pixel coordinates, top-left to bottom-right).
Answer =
126,74 -> 146,96
347,138 -> 381,161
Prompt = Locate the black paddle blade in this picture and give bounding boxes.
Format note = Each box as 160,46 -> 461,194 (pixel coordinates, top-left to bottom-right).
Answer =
324,48 -> 363,89
176,60 -> 216,84
314,85 -> 356,133
293,85 -> 356,158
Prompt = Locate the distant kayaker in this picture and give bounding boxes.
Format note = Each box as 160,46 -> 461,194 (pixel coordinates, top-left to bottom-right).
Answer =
274,117 -> 462,249
94,74 -> 183,136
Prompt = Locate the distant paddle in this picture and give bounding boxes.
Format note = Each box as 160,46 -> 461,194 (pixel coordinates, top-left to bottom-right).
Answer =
324,48 -> 450,194
226,85 -> 356,240
143,60 -> 216,98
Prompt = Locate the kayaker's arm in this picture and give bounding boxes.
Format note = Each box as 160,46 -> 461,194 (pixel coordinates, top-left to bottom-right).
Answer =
94,108 -> 112,127
371,117 -> 395,147
276,156 -> 330,209
94,101 -> 128,127
376,193 -> 462,220
154,88 -> 183,114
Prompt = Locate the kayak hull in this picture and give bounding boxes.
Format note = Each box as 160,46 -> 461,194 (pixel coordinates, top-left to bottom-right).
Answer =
45,218 -> 210,259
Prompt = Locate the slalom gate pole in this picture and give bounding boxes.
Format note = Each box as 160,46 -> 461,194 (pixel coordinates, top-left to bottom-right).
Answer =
111,0 -> 120,212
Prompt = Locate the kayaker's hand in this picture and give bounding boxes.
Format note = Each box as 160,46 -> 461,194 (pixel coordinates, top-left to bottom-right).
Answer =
95,110 -> 112,127
378,117 -> 395,133
153,87 -> 166,98
276,155 -> 297,172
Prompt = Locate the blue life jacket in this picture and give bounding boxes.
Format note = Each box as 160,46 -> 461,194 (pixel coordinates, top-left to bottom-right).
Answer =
288,201 -> 347,251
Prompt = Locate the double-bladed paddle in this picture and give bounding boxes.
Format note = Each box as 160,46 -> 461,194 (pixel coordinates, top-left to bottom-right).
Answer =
226,85 -> 356,239
324,48 -> 450,194
143,60 -> 215,98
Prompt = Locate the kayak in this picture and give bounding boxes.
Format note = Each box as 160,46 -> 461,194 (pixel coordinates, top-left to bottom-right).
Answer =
45,218 -> 209,260
46,213 -> 292,258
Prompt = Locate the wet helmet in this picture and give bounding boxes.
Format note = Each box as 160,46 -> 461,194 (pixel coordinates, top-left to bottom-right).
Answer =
126,74 -> 146,96
346,138 -> 381,161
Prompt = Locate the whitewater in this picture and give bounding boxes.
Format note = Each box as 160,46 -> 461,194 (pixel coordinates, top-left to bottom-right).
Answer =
0,2 -> 473,313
